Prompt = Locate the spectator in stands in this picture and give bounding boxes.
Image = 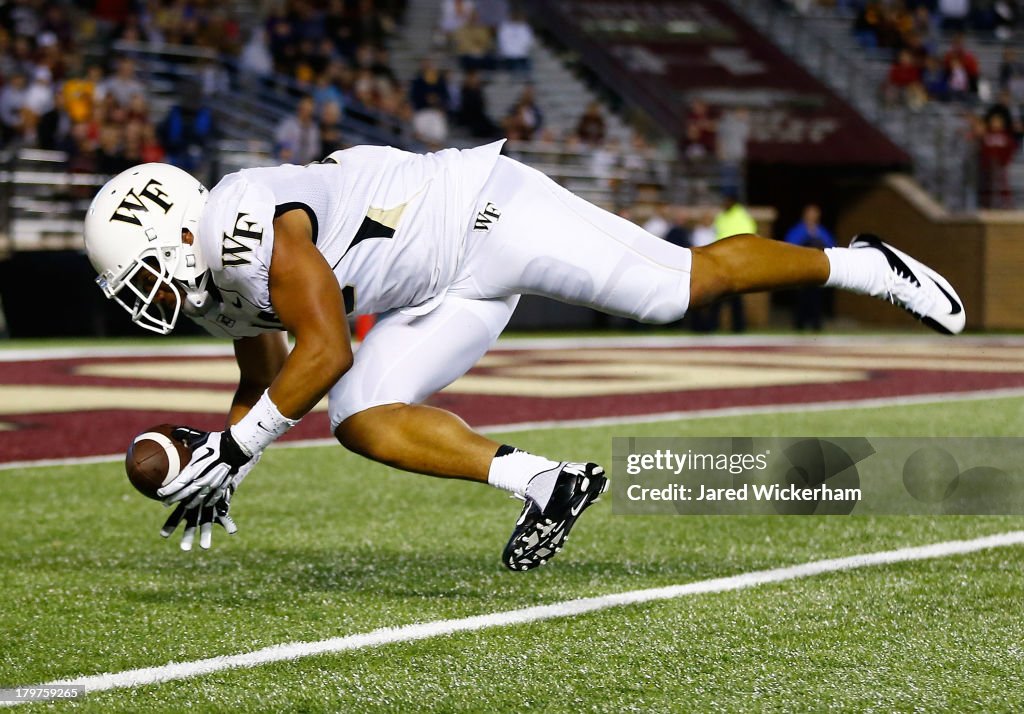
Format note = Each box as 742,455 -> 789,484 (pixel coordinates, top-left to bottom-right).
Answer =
947,57 -> 975,103
784,204 -> 836,331
96,57 -> 146,108
356,44 -> 398,85
0,73 -> 27,146
477,0 -> 509,29
999,47 -> 1024,103
992,1 -> 1019,41
921,56 -> 949,101
684,99 -> 716,159
22,66 -> 58,148
266,5 -> 298,74
312,72 -> 345,114
161,94 -> 214,171
41,4 -> 74,48
503,84 -> 543,141
410,57 -> 450,113
884,49 -> 926,109
139,123 -> 165,163
853,0 -> 885,49
937,0 -> 970,32
319,100 -> 346,155
575,101 -> 607,146
985,91 -> 1024,152
198,59 -> 230,98
97,124 -> 132,176
454,10 -> 495,72
663,206 -> 692,250
497,10 -> 534,76
456,69 -> 500,138
239,28 -> 275,78
439,0 -> 476,45
943,34 -> 979,96
977,113 -> 1017,208
716,107 -> 750,198
61,64 -> 104,126
65,120 -> 98,174
275,95 -> 321,165
323,0 -> 356,59
408,55 -> 450,146
350,0 -> 394,48
911,6 -> 941,56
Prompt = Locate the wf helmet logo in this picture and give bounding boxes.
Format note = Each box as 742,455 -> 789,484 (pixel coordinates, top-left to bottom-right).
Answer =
109,179 -> 175,225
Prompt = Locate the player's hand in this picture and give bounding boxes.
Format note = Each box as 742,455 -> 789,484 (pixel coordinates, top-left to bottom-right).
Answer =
157,428 -> 257,508
160,493 -> 237,551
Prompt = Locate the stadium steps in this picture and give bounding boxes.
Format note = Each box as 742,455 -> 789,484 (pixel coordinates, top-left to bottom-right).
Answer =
386,0 -> 640,206
726,0 -> 978,211
388,0 -> 633,141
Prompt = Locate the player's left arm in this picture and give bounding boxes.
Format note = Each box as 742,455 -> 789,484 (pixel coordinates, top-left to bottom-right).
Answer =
228,332 -> 290,426
262,208 -> 353,418
158,209 -> 352,508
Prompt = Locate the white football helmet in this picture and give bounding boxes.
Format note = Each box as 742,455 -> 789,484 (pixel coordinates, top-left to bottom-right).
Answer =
84,163 -> 211,334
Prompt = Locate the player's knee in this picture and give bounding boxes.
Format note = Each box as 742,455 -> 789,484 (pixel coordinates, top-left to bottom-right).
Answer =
334,403 -> 406,461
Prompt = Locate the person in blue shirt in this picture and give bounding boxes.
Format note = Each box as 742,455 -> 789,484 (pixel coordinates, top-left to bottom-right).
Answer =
784,204 -> 835,331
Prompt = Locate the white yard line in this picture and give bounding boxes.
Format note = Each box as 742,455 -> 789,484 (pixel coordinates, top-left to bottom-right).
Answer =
4,385 -> 1024,473
3,530 -> 1022,706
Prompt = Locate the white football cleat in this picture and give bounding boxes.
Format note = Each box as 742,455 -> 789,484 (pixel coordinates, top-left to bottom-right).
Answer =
849,234 -> 965,335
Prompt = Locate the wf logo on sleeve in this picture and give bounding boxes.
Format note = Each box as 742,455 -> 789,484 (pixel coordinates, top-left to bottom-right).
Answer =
221,212 -> 264,267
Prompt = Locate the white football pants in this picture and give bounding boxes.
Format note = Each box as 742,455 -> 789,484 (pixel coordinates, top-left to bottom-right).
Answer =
328,156 -> 692,429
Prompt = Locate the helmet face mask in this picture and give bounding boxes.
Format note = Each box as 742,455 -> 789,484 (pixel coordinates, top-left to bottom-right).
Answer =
97,248 -> 184,335
84,163 -> 210,334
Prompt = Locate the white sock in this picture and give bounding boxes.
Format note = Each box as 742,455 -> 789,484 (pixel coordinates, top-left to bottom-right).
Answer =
824,247 -> 888,297
487,445 -> 561,505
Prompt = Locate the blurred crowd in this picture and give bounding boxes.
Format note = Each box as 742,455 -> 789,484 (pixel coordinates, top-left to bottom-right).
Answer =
0,0 -> 243,175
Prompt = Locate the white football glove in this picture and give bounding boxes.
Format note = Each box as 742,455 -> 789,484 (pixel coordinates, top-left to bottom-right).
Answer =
157,428 -> 258,508
159,451 -> 259,550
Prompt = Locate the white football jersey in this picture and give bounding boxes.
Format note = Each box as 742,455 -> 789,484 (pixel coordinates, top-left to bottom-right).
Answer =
189,140 -> 505,338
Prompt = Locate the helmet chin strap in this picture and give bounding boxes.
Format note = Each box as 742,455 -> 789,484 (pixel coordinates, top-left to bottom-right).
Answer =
178,271 -> 213,317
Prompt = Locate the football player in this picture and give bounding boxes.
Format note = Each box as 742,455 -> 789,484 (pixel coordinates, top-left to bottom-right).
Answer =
83,142 -> 964,569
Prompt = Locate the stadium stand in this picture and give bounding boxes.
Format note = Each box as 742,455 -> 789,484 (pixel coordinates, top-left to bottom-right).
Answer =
734,0 -> 1024,211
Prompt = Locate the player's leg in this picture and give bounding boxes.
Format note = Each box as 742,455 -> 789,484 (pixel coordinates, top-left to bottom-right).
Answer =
329,294 -> 517,481
455,157 -> 964,334
329,293 -> 606,571
688,233 -> 829,306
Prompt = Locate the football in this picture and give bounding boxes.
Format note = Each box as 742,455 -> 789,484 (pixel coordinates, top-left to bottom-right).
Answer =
124,424 -> 193,500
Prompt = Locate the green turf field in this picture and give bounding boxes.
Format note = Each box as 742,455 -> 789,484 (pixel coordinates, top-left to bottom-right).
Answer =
2,397 -> 1023,712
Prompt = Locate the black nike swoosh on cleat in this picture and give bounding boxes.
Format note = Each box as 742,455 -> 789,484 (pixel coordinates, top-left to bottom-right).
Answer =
932,279 -> 962,316
857,235 -> 922,288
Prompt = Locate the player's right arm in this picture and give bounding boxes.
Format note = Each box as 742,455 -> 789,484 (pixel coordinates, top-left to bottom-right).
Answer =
229,332 -> 290,427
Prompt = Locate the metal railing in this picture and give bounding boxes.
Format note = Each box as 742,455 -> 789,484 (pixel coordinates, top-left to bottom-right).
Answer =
0,149 -> 108,257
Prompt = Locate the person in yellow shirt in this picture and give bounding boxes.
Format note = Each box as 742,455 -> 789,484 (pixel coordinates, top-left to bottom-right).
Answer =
61,64 -> 104,124
708,189 -> 758,332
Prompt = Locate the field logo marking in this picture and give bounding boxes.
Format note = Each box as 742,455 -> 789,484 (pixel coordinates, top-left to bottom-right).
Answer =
2,530 -> 1022,706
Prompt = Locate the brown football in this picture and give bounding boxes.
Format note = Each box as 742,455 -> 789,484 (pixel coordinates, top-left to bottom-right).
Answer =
125,424 -> 193,500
